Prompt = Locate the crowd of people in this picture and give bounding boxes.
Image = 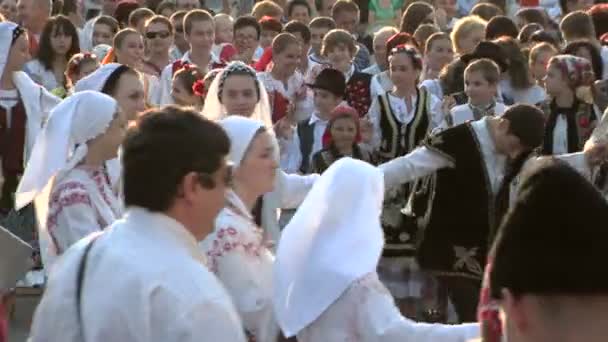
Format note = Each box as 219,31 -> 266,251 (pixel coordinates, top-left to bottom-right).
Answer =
0,0 -> 608,340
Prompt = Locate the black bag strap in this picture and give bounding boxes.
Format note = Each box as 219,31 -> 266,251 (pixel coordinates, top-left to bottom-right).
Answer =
76,234 -> 102,339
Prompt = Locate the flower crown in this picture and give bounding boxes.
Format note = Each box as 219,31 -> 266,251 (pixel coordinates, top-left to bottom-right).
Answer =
389,44 -> 423,67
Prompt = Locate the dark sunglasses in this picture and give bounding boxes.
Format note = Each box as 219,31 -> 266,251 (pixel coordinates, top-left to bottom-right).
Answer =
145,31 -> 171,39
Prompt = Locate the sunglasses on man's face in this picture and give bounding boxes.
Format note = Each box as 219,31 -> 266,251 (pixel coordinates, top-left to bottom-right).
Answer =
145,31 -> 171,39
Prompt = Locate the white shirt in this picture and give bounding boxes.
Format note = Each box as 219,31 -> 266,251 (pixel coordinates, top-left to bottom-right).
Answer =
380,117 -> 506,195
297,272 -> 480,342
200,192 -> 278,342
499,80 -> 546,105
419,79 -> 443,100
370,71 -> 393,98
23,59 -> 62,91
363,63 -> 382,76
367,91 -> 444,150
280,112 -> 329,173
553,114 -> 569,155
29,207 -> 247,342
441,102 -> 508,129
158,51 -> 220,105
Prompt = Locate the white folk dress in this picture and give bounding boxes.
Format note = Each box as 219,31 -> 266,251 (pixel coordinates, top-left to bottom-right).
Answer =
46,165 -> 122,261
298,272 -> 479,342
200,191 -> 278,342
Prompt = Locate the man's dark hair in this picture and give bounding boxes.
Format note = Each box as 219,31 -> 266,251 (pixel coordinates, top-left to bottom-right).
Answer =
284,20 -> 311,44
122,106 -> 230,212
234,15 -> 262,40
563,40 -> 603,80
502,104 -> 546,150
287,0 -> 312,17
485,15 -> 519,40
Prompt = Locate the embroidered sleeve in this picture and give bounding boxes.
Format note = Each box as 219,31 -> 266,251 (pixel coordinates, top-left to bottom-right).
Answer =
47,182 -> 102,254
205,224 -> 275,341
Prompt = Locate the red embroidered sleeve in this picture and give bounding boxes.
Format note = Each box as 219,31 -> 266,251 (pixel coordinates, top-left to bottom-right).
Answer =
205,227 -> 264,273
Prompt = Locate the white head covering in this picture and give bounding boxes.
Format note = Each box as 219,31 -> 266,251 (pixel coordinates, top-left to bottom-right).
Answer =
0,22 -> 22,78
15,91 -> 118,210
203,61 -> 273,129
219,115 -> 266,167
91,44 -> 112,63
273,158 -> 385,337
74,63 -> 122,92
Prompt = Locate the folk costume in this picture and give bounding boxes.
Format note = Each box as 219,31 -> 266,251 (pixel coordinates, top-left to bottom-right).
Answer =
539,56 -> 598,155
258,69 -> 310,123
0,22 -> 61,271
379,109 -> 545,322
15,91 -> 122,270
442,102 -> 507,128
273,158 -> 480,342
203,62 -> 318,246
158,50 -> 224,105
200,116 -> 278,342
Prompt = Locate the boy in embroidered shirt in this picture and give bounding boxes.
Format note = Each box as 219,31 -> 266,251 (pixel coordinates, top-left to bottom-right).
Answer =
444,58 -> 506,128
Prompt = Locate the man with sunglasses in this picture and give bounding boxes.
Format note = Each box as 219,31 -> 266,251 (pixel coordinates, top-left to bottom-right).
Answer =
142,15 -> 174,76
29,107 -> 246,342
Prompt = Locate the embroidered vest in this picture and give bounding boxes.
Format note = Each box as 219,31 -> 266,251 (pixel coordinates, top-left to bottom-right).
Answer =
538,99 -> 596,154
345,72 -> 372,117
377,88 -> 431,162
412,123 -> 492,281
0,99 -> 27,211
297,119 -> 315,173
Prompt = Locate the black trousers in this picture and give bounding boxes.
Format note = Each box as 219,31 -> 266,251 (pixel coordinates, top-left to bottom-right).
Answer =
436,276 -> 481,323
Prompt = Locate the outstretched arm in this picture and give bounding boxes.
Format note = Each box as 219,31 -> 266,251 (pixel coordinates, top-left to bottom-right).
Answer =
379,146 -> 453,191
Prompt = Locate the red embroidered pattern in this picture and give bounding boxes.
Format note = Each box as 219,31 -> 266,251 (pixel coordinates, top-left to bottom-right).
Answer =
47,182 -> 92,253
205,226 -> 265,273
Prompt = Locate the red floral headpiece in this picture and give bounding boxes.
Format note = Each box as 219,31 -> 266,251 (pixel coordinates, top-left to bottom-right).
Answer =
192,79 -> 206,97
172,60 -> 191,75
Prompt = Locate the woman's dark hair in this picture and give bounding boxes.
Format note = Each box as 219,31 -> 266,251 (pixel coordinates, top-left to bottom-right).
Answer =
529,29 -> 560,47
234,15 -> 261,40
494,36 -> 534,89
485,15 -> 519,40
123,106 -> 230,211
38,15 -> 80,70
287,0 -> 311,17
59,0 -> 78,15
563,40 -> 603,81
218,67 -> 261,103
174,65 -> 204,95
101,65 -> 138,95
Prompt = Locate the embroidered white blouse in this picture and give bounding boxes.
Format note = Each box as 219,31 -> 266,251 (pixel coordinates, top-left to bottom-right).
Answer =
297,272 -> 480,342
24,59 -> 63,92
258,70 -> 311,122
46,165 -> 122,261
200,191 -> 278,342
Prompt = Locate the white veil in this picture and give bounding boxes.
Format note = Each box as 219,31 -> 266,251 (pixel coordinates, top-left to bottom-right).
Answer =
201,61 -> 273,130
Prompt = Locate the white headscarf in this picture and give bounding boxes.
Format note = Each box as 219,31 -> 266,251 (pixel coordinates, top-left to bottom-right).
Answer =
15,91 -> 118,210
0,22 -> 20,78
273,158 -> 385,337
220,115 -> 266,167
74,63 -> 122,92
203,61 -> 273,129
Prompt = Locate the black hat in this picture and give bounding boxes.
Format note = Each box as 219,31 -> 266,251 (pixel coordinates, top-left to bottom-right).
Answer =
460,41 -> 509,72
307,68 -> 346,97
502,104 -> 546,150
490,158 -> 608,300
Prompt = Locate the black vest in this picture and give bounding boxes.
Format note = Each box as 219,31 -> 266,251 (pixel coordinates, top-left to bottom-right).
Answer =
412,123 -> 493,281
377,88 -> 430,163
297,119 -> 315,173
377,89 -> 431,257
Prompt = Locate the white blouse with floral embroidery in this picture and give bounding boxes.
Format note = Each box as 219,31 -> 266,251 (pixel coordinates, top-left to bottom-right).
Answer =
297,272 -> 480,342
200,191 -> 278,342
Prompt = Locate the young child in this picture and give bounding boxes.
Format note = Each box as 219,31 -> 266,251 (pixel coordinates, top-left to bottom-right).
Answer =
529,42 -> 559,86
318,29 -> 372,117
311,105 -> 374,173
279,68 -> 346,174
541,54 -> 597,155
308,16 -> 336,68
170,64 -> 205,109
65,52 -> 100,93
443,59 -> 506,128
450,15 -> 487,56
